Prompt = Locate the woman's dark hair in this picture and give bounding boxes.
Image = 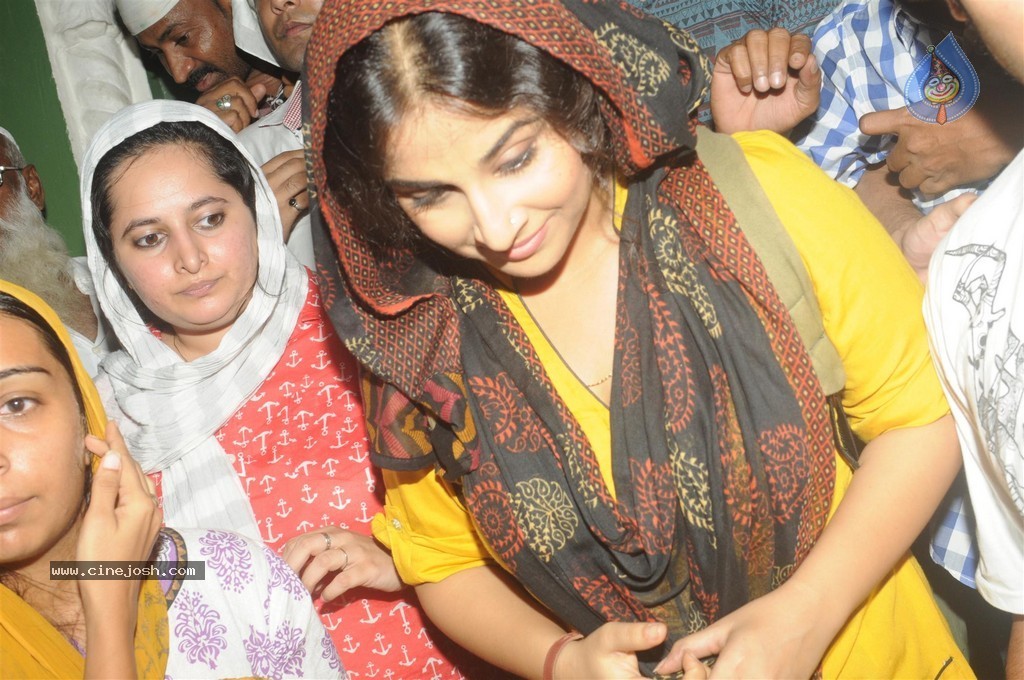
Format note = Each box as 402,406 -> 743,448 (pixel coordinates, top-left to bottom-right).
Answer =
90,120 -> 258,326
324,12 -> 613,250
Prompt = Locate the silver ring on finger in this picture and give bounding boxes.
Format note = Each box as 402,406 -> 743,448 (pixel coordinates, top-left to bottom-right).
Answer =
337,546 -> 349,571
322,531 -> 332,551
216,94 -> 232,110
288,196 -> 301,210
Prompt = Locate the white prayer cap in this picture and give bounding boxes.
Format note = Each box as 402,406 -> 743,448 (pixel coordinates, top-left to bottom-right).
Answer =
231,0 -> 278,66
115,0 -> 180,35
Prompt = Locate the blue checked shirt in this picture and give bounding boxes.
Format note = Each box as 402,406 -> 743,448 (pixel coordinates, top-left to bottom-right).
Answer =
798,0 -> 981,587
795,0 -> 984,213
930,484 -> 978,589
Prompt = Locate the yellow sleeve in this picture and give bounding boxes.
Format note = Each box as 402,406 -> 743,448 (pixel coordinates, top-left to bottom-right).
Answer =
372,467 -> 494,585
733,131 -> 949,440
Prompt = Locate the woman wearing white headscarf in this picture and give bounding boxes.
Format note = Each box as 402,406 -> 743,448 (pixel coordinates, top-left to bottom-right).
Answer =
80,101 -> 477,678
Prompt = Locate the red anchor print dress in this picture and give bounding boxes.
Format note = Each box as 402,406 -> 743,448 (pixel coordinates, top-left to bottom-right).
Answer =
205,273 -> 468,679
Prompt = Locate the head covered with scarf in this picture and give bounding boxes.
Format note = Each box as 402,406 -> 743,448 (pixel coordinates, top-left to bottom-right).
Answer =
80,101 -> 307,541
303,0 -> 837,665
0,280 -> 168,679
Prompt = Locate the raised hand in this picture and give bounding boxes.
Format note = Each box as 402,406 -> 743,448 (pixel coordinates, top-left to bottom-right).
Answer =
860,105 -> 1019,195
281,527 -> 402,603
900,192 -> 979,280
78,422 -> 162,579
261,149 -> 310,241
711,28 -> 821,135
196,77 -> 269,133
78,421 -> 162,678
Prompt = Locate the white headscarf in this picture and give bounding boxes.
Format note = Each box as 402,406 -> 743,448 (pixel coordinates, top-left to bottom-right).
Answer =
232,0 -> 279,66
114,0 -> 179,35
81,101 -> 307,541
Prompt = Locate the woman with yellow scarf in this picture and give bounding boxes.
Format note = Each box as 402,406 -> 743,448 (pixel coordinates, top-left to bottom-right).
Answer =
0,280 -> 342,679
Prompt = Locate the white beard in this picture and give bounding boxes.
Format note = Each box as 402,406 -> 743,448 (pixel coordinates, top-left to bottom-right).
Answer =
0,189 -> 95,336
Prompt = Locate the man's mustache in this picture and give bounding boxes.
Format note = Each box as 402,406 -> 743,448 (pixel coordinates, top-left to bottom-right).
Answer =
187,64 -> 223,91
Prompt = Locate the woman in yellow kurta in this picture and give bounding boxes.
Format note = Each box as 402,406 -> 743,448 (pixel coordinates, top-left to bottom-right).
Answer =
304,1 -> 971,677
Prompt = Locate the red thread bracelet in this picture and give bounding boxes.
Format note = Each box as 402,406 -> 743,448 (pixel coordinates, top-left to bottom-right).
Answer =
543,630 -> 584,680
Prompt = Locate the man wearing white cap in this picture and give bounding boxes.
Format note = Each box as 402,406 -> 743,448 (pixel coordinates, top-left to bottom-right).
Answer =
116,0 -> 316,268
115,0 -> 283,134
233,0 -> 322,269
0,127 -> 115,375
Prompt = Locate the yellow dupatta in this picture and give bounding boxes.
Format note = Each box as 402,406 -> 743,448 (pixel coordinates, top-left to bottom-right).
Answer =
0,280 -> 168,678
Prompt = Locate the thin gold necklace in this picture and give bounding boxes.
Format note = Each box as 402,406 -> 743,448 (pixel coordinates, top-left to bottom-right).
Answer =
512,278 -> 615,391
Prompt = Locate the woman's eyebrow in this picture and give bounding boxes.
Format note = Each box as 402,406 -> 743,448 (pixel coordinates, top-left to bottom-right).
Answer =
387,117 -> 540,190
0,365 -> 50,381
120,196 -> 229,239
189,196 -> 228,211
387,178 -> 444,192
480,117 -> 539,164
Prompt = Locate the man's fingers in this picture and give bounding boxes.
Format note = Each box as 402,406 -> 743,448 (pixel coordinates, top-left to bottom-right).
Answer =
198,77 -> 260,116
787,32 -> 812,69
216,109 -> 249,134
898,163 -> 929,191
261,149 -> 306,175
718,43 -> 754,93
945,191 -> 979,218
859,106 -> 912,136
918,173 -> 955,197
250,82 -> 268,105
794,53 -> 822,110
766,27 -> 795,89
740,30 -> 771,92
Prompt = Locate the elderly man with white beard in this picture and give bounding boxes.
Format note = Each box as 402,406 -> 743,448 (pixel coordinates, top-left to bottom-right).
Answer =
0,127 -> 114,375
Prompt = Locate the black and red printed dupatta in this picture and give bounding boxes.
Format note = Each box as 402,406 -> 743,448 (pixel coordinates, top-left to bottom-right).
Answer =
304,0 -> 836,670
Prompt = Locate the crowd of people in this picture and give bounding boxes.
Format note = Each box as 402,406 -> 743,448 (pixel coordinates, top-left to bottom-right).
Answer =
1,0 -> 1020,678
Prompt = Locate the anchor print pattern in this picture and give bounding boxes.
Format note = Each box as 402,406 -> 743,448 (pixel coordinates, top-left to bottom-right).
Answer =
211,276 -> 467,679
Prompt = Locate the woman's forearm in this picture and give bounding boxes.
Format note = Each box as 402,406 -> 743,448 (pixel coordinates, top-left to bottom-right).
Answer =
83,602 -> 138,679
783,414 -> 962,643
416,565 -> 568,677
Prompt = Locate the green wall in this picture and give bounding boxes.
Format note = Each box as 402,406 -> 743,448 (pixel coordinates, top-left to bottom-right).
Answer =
0,0 -> 84,255
0,1 -> 175,257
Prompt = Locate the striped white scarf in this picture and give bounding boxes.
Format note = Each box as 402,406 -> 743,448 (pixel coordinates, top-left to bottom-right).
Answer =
81,101 -> 308,541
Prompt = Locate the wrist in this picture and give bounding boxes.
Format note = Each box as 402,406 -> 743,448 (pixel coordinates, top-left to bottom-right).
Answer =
776,575 -> 847,645
544,630 -> 583,680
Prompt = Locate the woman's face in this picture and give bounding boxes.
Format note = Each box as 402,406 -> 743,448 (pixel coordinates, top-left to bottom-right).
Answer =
0,315 -> 87,566
108,144 -> 258,342
384,103 -> 608,281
